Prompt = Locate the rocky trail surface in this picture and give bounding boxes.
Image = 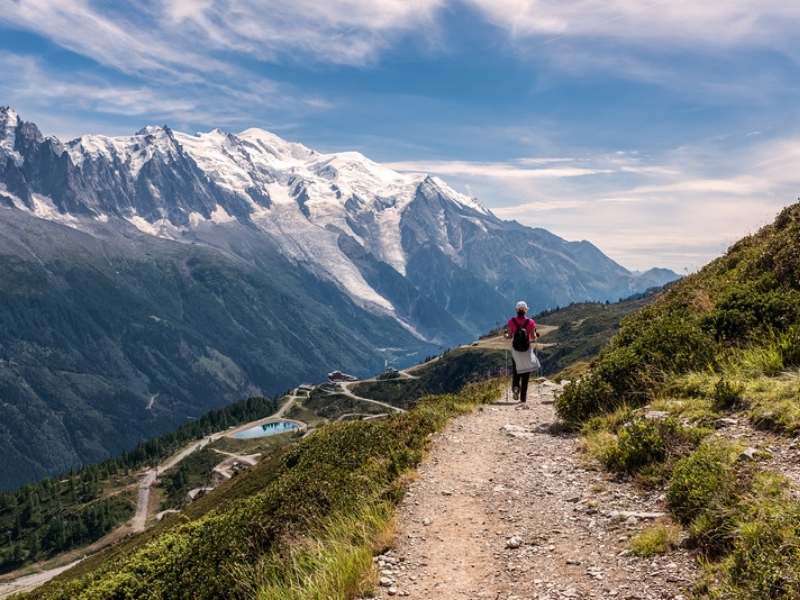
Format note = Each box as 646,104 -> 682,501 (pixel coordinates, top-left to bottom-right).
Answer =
374,382 -> 696,600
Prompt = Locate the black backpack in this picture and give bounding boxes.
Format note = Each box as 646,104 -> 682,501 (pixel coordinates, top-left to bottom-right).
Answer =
512,318 -> 530,352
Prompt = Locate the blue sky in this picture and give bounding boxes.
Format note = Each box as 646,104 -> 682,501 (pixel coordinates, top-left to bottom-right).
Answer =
1,1 -> 800,271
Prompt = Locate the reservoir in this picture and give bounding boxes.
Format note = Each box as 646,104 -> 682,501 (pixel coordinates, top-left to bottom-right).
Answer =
233,419 -> 301,440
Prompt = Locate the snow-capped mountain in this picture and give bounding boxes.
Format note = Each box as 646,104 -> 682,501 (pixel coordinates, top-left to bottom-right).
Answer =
0,106 -> 675,339
0,106 -> 678,487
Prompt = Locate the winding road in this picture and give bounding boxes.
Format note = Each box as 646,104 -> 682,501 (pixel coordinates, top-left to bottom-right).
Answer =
338,381 -> 407,413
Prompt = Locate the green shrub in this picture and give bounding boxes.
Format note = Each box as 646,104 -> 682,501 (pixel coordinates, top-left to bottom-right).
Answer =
779,325 -> 800,367
606,419 -> 667,473
601,417 -> 704,475
700,473 -> 800,600
556,376 -> 615,427
556,308 -> 715,426
713,378 -> 744,410
667,441 -> 744,553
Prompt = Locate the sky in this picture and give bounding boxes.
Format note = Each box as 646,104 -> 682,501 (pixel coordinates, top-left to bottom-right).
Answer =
1,1 -> 800,272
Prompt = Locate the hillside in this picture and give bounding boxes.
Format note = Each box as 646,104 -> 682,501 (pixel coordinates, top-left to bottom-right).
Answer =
7,232 -> 788,600
556,201 -> 800,598
0,396 -> 281,574
0,106 -> 678,488
10,379 -> 502,599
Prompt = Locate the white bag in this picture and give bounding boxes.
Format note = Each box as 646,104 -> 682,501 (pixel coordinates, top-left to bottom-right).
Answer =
512,348 -> 541,374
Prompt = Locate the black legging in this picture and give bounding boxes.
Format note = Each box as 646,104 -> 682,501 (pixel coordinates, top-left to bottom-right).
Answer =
512,361 -> 530,402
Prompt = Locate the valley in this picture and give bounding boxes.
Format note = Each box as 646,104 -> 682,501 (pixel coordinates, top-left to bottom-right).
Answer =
3,203 -> 794,599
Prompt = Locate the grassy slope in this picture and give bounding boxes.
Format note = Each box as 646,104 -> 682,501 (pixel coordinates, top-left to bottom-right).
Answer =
24,379 -> 501,600
558,202 -> 800,599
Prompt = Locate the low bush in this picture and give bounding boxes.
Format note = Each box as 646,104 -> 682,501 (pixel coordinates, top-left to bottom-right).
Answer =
667,441 -> 745,553
779,324 -> 800,367
629,523 -> 681,557
746,372 -> 800,433
583,413 -> 705,479
556,376 -> 615,427
713,474 -> 800,600
556,309 -> 716,426
713,378 -> 744,411
605,418 -> 669,473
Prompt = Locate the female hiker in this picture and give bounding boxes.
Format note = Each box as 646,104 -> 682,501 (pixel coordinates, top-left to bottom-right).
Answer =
506,301 -> 540,403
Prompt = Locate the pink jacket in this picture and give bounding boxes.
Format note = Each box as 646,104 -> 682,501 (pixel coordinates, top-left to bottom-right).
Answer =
507,316 -> 536,340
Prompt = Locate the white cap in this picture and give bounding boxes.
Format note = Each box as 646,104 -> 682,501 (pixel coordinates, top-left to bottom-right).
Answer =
515,301 -> 528,311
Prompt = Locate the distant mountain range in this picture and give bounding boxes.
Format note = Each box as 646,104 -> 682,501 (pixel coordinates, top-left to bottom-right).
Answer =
0,106 -> 678,488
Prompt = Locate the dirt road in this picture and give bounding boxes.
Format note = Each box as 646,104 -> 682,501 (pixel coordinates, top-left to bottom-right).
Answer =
375,381 -> 696,599
338,382 -> 406,413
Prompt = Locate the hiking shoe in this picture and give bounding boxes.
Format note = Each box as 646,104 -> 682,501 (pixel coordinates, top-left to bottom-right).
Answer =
512,386 -> 519,401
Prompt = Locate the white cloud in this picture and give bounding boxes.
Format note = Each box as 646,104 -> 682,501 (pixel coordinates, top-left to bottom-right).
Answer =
0,51 -> 322,137
0,0 -> 217,77
0,0 -> 433,133
0,0 -> 444,73
466,1 -> 800,49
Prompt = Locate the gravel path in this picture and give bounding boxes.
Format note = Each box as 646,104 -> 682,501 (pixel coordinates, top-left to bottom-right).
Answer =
374,381 -> 696,600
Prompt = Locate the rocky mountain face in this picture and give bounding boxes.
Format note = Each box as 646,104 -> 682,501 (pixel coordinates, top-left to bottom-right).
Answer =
0,107 -> 678,487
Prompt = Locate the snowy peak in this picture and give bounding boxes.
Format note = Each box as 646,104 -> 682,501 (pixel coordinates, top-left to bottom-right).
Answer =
0,107 -> 679,341
238,127 -> 315,162
67,124 -> 183,178
0,106 -> 22,166
420,175 -> 492,217
0,106 -> 18,130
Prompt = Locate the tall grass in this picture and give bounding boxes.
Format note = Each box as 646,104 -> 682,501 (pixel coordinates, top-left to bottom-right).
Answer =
232,503 -> 393,600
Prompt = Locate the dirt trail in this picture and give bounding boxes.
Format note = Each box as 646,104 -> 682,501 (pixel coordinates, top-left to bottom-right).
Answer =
375,382 -> 696,600
0,559 -> 82,598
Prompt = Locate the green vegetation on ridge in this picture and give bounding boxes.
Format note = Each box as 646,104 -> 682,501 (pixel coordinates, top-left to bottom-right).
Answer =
558,202 -> 800,426
532,291 -> 658,377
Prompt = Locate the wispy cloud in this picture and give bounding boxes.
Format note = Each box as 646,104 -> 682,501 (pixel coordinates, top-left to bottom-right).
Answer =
160,0 -> 444,66
0,0 -> 218,78
0,0 -> 444,73
385,158 -> 611,179
0,0 -> 438,134
466,1 -> 800,49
